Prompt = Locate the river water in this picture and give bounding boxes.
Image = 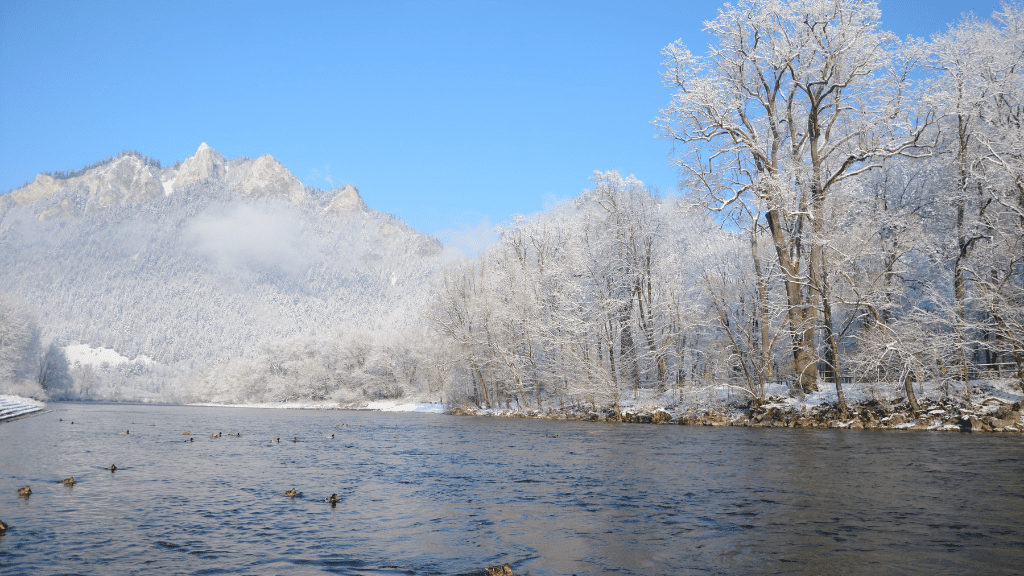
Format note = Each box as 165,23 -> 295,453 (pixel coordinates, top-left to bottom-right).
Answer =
0,403 -> 1022,575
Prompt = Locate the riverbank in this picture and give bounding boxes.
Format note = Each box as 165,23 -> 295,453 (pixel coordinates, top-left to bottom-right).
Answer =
0,395 -> 45,423
186,399 -> 444,414
446,378 -> 1024,433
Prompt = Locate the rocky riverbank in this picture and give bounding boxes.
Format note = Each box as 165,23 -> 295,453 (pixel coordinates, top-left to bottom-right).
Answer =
447,397 -> 1024,433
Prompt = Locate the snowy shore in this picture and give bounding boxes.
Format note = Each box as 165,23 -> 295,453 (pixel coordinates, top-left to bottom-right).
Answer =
0,395 -> 45,423
187,400 -> 444,414
447,379 -> 1024,433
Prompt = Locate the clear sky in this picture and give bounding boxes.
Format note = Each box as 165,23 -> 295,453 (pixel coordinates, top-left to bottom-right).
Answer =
0,0 -> 1002,253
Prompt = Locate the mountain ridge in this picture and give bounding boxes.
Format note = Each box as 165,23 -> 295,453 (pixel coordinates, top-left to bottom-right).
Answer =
2,143 -> 368,220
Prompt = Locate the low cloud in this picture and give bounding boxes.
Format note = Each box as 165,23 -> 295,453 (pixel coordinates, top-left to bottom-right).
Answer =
184,202 -> 318,278
436,216 -> 500,260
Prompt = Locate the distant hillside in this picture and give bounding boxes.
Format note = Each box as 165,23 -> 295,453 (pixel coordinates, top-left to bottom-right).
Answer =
0,144 -> 448,401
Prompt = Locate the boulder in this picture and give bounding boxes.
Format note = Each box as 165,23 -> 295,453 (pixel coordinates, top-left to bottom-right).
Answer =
651,411 -> 672,424
959,416 -> 986,433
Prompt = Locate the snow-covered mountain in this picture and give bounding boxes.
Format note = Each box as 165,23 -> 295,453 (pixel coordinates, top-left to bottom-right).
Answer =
0,144 -> 447,400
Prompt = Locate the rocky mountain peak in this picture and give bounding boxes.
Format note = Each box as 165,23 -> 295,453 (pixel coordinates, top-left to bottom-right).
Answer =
233,154 -> 306,205
174,142 -> 227,190
323,185 -> 366,215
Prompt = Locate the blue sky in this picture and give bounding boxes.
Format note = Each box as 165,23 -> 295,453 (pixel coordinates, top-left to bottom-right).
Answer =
0,0 -> 1001,252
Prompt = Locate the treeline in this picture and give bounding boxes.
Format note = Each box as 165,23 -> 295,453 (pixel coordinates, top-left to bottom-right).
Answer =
419,1 -> 1024,413
43,150 -> 163,181
0,293 -> 72,399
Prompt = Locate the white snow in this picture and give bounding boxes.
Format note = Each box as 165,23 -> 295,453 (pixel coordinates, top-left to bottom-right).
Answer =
0,394 -> 45,422
162,177 -> 175,196
64,343 -> 154,367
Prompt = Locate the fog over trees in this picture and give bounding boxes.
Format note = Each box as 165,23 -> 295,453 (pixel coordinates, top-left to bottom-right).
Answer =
1,0 -> 1021,412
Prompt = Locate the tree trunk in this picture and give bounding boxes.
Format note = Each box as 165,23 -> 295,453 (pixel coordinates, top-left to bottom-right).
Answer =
904,372 -> 921,412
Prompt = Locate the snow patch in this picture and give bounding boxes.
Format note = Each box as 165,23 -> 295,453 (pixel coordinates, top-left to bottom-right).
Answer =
64,343 -> 154,367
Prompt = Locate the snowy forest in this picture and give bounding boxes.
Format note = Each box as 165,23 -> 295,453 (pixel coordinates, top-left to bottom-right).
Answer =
1,0 -> 1022,415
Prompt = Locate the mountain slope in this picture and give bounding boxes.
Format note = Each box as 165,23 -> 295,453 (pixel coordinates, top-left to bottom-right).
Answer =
0,144 -> 447,401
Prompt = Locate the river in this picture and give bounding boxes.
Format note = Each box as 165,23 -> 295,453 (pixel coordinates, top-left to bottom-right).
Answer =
1,402 -> 1022,575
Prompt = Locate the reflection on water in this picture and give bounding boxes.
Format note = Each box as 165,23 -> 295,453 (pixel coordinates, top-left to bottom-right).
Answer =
1,403 -> 1022,575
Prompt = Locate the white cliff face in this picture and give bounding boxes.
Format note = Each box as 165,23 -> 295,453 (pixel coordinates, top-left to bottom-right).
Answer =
323,185 -> 366,215
233,154 -> 306,204
11,154 -> 164,219
7,143 -> 320,218
173,142 -> 227,190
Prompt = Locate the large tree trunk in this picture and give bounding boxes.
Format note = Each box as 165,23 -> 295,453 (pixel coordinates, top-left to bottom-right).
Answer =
766,209 -> 819,393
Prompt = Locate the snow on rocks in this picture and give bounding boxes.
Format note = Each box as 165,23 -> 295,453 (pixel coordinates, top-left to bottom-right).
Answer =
0,395 -> 45,423
445,378 -> 1024,433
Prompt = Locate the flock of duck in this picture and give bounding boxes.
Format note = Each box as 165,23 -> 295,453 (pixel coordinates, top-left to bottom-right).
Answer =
1,418 -> 374,529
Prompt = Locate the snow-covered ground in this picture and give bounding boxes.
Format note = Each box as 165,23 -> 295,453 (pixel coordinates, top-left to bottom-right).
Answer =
459,377 -> 1023,432
64,343 -> 155,367
0,395 -> 45,422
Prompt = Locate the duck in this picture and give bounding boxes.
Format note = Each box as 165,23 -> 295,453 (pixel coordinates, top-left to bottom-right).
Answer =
182,431 -> 191,435
327,434 -> 335,438
285,488 -> 299,498
122,430 -> 130,435
186,437 -> 194,442
108,464 -> 118,472
227,433 -> 240,437
292,437 -> 298,443
17,486 -> 31,496
326,493 -> 340,504
0,518 -> 7,534
274,438 -> 280,443
60,477 -> 75,486
210,432 -> 221,439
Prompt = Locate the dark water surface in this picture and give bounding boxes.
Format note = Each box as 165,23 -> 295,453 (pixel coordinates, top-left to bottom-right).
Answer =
1,403 -> 1022,575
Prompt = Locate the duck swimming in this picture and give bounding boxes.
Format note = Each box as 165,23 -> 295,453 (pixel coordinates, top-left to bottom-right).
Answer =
17,486 -> 31,496
292,437 -> 298,442
326,493 -> 340,505
210,432 -> 221,439
285,488 -> 299,497
109,465 -> 118,472
60,477 -> 75,486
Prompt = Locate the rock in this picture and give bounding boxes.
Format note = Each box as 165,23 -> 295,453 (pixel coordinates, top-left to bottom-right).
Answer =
959,416 -> 986,433
849,421 -> 864,430
651,411 -> 672,424
486,563 -> 515,576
